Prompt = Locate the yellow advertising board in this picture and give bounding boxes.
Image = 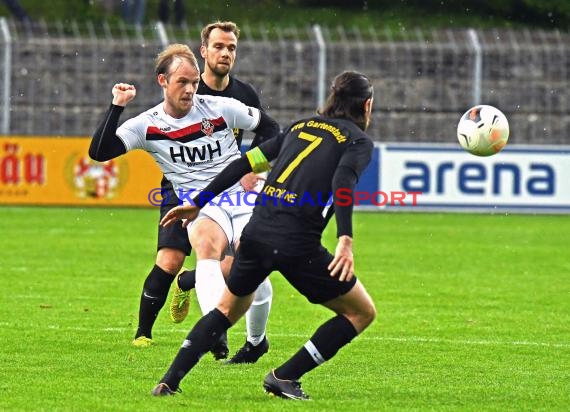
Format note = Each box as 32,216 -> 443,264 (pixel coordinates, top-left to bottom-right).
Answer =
0,136 -> 163,207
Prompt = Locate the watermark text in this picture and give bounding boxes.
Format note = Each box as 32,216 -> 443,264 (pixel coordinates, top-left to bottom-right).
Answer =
148,188 -> 422,207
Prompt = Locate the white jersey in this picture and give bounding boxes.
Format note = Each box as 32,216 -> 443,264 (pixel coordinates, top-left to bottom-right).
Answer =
116,94 -> 261,197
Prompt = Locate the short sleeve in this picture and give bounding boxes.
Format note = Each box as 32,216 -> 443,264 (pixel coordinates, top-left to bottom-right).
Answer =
116,115 -> 147,151
219,97 -> 261,132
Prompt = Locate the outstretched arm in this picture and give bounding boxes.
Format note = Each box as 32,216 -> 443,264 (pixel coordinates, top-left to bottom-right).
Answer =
239,110 -> 281,191
159,155 -> 253,228
89,83 -> 136,161
251,111 -> 280,147
160,134 -> 284,228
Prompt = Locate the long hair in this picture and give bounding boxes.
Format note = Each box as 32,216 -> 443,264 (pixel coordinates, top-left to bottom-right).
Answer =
154,43 -> 199,78
318,71 -> 373,130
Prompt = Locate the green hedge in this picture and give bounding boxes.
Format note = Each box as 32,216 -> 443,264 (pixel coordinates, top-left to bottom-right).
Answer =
1,0 -> 568,28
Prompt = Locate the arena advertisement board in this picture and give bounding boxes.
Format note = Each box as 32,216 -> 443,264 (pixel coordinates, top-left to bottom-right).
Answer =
2,137 -> 569,213
356,143 -> 570,213
0,137 -> 162,207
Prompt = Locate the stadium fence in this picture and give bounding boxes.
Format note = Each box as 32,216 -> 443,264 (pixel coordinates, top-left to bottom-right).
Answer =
0,18 -> 568,144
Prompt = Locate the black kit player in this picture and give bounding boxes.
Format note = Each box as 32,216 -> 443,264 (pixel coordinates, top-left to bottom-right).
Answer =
153,71 -> 377,400
132,21 -> 279,364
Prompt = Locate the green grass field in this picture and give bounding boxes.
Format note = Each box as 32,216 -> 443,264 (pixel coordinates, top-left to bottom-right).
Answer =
0,206 -> 568,411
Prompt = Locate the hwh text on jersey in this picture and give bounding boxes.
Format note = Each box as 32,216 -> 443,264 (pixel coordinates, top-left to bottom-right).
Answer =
169,140 -> 222,164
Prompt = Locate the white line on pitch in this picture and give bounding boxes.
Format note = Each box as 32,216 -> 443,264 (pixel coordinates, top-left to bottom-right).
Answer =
0,322 -> 568,349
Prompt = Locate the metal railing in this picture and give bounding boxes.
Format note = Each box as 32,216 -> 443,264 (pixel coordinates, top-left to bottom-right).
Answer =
1,18 -> 568,144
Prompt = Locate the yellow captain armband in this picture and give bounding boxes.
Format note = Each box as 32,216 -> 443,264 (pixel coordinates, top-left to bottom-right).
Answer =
245,147 -> 270,174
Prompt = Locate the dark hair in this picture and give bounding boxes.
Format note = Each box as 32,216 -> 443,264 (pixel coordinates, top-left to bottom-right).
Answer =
201,21 -> 240,46
318,71 -> 373,130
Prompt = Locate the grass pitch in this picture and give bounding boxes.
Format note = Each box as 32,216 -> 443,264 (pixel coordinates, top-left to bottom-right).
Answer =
0,206 -> 568,411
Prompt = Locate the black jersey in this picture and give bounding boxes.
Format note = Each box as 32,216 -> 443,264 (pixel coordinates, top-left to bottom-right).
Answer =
197,76 -> 262,148
242,116 -> 373,255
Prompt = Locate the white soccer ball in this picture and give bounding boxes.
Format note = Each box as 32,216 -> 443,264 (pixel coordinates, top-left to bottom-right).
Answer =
456,105 -> 509,156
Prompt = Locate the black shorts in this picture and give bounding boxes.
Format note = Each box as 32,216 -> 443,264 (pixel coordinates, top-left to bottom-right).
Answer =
227,237 -> 357,304
157,181 -> 192,255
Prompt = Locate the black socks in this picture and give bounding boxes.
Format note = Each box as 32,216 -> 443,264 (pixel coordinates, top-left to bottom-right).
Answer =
134,264 -> 175,339
275,315 -> 357,381
177,269 -> 196,291
160,308 -> 232,390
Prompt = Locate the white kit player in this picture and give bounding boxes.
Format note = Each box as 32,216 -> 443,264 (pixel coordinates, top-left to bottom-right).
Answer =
89,44 -> 280,353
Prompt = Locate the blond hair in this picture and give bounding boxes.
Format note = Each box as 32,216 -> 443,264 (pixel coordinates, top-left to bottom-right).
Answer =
154,44 -> 199,77
200,21 -> 240,46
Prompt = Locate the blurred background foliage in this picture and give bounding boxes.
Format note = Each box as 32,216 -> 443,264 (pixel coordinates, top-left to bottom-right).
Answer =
0,0 -> 568,30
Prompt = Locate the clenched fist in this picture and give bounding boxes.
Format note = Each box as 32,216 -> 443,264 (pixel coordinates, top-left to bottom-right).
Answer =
112,83 -> 137,107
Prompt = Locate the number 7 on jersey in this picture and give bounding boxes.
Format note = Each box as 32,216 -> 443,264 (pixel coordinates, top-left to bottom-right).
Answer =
276,132 -> 323,184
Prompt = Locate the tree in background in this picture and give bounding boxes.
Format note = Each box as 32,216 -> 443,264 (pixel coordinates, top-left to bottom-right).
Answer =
1,0 -> 30,22
280,0 -> 570,26
122,0 -> 146,25
1,0 -> 568,28
158,0 -> 185,26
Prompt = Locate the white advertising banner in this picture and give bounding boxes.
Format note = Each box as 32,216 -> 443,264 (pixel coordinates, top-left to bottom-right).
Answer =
370,143 -> 570,213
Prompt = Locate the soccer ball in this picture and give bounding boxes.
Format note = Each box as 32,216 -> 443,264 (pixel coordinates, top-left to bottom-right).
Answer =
456,105 -> 509,156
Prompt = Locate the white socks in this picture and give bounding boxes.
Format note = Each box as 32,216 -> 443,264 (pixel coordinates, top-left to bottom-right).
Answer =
194,259 -> 226,315
245,277 -> 272,346
195,259 -> 272,347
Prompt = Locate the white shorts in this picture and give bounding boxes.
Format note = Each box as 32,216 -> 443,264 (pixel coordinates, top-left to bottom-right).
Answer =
186,190 -> 255,256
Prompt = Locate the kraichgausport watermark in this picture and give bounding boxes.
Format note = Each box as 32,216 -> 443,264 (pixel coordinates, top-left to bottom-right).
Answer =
147,188 -> 422,207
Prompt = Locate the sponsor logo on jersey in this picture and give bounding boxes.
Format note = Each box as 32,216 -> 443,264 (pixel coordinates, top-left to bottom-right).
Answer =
201,118 -> 215,136
169,140 -> 222,164
145,116 -> 227,143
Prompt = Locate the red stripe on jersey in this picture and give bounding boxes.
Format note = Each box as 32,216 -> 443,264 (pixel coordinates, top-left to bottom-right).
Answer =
146,116 -> 226,140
